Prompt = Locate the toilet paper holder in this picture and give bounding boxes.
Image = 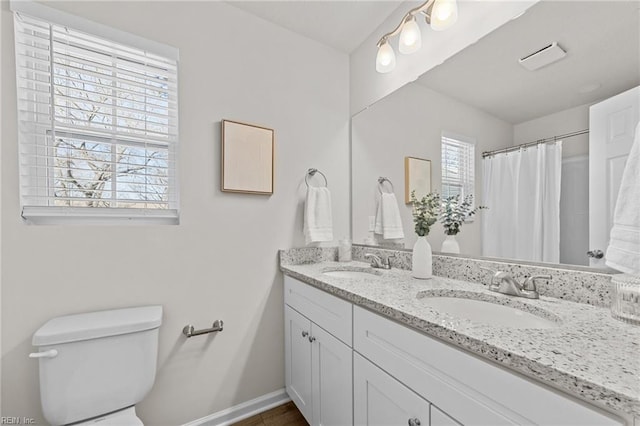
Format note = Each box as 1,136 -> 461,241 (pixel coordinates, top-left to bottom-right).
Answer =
182,320 -> 224,338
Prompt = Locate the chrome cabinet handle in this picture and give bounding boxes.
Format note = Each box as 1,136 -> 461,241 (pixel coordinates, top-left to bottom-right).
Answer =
302,331 -> 309,338
408,418 -> 421,426
308,336 -> 316,343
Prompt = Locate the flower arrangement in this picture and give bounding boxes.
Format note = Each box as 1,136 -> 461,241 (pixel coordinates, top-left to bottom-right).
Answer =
439,194 -> 486,236
410,190 -> 440,237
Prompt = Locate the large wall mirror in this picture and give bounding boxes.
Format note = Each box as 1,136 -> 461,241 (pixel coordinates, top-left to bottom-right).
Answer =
351,1 -> 639,270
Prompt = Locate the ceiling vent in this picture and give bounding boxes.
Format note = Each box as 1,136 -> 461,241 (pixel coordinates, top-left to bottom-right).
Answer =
519,42 -> 567,71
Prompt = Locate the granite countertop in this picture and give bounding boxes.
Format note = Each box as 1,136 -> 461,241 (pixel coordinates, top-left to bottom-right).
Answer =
280,260 -> 640,419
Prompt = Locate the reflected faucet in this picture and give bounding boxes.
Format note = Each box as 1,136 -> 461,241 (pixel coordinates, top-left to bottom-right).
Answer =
364,253 -> 395,270
480,267 -> 551,299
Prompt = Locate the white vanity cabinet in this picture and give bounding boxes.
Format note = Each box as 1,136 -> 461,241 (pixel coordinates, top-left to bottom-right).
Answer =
284,276 -> 353,426
353,305 -> 624,426
284,276 -> 626,426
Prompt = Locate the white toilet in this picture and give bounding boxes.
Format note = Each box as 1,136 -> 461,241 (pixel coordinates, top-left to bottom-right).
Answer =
30,305 -> 163,426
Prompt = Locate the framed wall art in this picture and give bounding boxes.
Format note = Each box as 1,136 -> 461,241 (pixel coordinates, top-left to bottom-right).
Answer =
221,119 -> 274,195
404,156 -> 432,203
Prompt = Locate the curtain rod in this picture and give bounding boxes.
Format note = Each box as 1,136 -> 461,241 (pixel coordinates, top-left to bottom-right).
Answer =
482,129 -> 589,158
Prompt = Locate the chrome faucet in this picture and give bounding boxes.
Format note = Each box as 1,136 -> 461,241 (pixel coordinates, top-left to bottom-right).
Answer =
364,253 -> 395,270
481,267 -> 551,299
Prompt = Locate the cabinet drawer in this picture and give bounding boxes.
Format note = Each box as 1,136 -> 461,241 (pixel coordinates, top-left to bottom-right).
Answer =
284,276 -> 352,346
354,306 -> 623,426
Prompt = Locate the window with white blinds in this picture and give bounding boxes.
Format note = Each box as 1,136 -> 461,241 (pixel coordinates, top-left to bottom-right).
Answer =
441,133 -> 475,200
13,11 -> 179,224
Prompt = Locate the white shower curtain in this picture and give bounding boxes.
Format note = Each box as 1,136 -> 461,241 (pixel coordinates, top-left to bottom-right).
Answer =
482,141 -> 563,263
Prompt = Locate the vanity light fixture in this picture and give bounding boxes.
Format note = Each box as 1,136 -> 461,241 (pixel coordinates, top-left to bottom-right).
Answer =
376,0 -> 458,73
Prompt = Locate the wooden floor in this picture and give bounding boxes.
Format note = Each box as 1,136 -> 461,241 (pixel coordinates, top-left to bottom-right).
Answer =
231,401 -> 308,426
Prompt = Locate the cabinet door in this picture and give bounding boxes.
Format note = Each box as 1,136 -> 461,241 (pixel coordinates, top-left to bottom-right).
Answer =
354,353 -> 429,426
311,324 -> 353,426
285,306 -> 313,424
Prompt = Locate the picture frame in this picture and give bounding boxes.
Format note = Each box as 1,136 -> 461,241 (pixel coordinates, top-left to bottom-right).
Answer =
221,119 -> 274,195
404,156 -> 432,203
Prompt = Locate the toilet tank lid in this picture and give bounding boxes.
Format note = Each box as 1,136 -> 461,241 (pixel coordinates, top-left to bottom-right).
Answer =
32,305 -> 163,346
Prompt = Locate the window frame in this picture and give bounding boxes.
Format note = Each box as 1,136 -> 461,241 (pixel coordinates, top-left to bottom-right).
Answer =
11,0 -> 180,225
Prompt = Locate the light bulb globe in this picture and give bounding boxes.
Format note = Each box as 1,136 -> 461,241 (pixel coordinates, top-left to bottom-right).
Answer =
399,17 -> 422,54
376,41 -> 396,73
430,0 -> 458,31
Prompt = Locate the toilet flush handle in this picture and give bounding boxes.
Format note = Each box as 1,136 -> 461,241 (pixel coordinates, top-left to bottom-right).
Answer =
29,349 -> 58,359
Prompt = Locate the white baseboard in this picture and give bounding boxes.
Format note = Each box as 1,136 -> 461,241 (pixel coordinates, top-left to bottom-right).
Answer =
182,388 -> 291,426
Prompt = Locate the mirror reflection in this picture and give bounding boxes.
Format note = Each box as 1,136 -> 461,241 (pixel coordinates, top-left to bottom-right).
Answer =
351,1 -> 640,269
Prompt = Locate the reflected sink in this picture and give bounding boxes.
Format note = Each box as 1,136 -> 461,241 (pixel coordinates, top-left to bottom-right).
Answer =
417,291 -> 560,329
322,267 -> 381,279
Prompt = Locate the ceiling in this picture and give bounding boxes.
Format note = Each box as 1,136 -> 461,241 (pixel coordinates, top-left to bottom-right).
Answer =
225,0 -> 405,53
416,1 -> 640,124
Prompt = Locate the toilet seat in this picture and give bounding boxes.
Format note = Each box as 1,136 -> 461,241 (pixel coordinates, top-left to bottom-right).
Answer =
74,406 -> 143,426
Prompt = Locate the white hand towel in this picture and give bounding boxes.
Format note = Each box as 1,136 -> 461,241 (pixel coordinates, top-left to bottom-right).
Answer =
304,186 -> 334,245
374,192 -> 405,240
606,122 -> 640,274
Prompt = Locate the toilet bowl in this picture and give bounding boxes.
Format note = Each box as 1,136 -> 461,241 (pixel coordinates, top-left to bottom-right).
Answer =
30,306 -> 162,426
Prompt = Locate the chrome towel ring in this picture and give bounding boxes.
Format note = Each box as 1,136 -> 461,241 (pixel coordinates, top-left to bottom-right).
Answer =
305,168 -> 328,187
378,177 -> 394,194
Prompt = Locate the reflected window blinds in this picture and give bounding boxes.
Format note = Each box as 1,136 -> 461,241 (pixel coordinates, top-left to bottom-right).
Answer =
441,134 -> 475,200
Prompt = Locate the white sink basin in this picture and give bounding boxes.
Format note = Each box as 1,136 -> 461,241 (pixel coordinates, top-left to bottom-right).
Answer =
419,296 -> 560,329
322,268 -> 381,279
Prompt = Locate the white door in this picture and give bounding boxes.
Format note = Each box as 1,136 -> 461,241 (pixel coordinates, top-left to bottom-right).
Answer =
285,306 -> 313,424
589,86 -> 640,268
311,324 -> 352,426
354,353 -> 430,426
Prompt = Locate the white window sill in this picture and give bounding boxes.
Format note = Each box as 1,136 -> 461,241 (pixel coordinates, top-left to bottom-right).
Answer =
22,206 -> 179,225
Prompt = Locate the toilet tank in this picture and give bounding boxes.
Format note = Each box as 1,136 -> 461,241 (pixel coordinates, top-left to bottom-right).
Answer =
31,306 -> 163,426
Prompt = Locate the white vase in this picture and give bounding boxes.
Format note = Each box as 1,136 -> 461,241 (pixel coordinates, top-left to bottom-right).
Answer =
441,235 -> 460,254
412,236 -> 433,279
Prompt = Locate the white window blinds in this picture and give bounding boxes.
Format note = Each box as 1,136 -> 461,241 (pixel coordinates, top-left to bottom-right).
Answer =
13,12 -> 179,224
441,134 -> 475,200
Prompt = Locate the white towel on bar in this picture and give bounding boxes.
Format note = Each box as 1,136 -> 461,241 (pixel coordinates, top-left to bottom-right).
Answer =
304,186 -> 334,245
374,192 -> 405,240
606,121 -> 640,274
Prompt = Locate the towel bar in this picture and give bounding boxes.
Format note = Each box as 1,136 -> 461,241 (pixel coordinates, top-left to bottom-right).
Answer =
182,320 -> 224,338
305,168 -> 328,187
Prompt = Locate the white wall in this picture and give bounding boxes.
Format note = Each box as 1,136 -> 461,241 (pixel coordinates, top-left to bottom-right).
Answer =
513,103 -> 592,158
352,83 -> 512,255
0,1 -> 349,424
349,0 -> 537,116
